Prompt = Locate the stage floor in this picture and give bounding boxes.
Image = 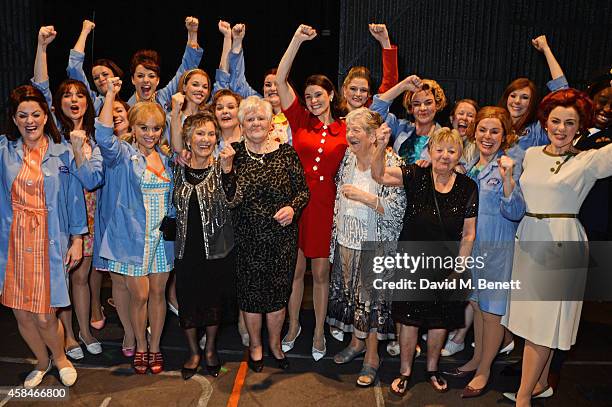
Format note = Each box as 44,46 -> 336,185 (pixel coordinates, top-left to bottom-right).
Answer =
1,287 -> 611,406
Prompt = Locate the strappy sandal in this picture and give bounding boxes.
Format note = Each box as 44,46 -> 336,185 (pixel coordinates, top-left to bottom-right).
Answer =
427,370 -> 449,393
356,362 -> 380,387
333,345 -> 365,364
133,351 -> 148,374
148,351 -> 164,374
390,374 -> 411,397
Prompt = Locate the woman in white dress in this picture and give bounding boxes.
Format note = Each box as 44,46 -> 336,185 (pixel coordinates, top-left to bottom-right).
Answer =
502,88 -> 612,406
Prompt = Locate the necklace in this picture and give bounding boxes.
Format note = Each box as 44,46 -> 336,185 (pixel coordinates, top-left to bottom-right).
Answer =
245,139 -> 271,165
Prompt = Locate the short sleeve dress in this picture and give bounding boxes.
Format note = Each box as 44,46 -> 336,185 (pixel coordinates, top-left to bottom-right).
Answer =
232,142 -> 310,313
392,165 -> 478,329
283,98 -> 347,258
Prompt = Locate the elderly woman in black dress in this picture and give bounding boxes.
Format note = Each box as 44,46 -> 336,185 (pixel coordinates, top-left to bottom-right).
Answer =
372,125 -> 478,397
229,96 -> 310,372
171,111 -> 239,379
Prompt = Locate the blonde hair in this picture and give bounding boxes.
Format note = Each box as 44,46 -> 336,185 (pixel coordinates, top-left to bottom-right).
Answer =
402,79 -> 447,112
428,127 -> 463,154
237,96 -> 273,124
128,102 -> 166,131
345,107 -> 383,135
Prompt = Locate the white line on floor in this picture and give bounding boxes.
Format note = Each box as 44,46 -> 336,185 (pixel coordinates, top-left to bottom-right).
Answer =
99,396 -> 112,407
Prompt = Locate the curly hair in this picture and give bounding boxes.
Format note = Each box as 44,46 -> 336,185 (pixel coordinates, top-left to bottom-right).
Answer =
238,96 -> 273,124
537,88 -> 594,133
130,49 -> 161,77
402,79 -> 447,112
498,78 -> 538,134
468,106 -> 517,151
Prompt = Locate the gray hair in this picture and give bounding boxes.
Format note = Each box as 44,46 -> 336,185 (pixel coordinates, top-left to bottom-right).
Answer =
237,96 -> 273,124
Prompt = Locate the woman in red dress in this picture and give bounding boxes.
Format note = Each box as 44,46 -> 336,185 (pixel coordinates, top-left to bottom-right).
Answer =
276,24 -> 348,360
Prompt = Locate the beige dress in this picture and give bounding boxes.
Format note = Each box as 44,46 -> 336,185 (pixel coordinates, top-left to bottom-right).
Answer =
502,144 -> 612,349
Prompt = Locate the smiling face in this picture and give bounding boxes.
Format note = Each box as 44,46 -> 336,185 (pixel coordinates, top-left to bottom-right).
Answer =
546,106 -> 580,150
475,117 -> 504,159
263,74 -> 280,108
214,95 -> 239,131
188,121 -> 217,161
410,90 -> 437,126
506,87 -> 531,120
345,119 -> 374,155
13,101 -> 48,144
343,77 -> 370,111
112,101 -> 129,136
133,116 -> 163,154
592,87 -> 612,130
60,84 -> 87,123
131,65 -> 160,101
184,73 -> 210,106
452,102 -> 477,138
430,140 -> 461,173
242,107 -> 271,146
304,85 -> 332,118
92,65 -> 114,95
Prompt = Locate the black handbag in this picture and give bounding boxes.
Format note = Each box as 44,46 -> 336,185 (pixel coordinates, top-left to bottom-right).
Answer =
159,216 -> 176,241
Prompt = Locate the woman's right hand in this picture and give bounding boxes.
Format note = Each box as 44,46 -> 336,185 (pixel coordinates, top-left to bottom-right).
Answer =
81,20 -> 95,35
232,23 -> 246,42
171,93 -> 185,113
38,26 -> 57,47
498,155 -> 514,179
219,144 -> 235,173
531,35 -> 550,52
294,24 -> 317,42
218,20 -> 231,37
105,77 -> 122,97
375,123 -> 391,150
401,75 -> 422,93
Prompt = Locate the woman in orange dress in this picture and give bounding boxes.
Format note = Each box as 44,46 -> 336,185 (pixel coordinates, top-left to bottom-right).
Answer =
0,85 -> 87,388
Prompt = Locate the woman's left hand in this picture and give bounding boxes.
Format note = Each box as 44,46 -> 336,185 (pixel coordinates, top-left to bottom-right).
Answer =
65,237 -> 83,271
340,184 -> 368,203
219,144 -> 235,173
273,206 -> 295,227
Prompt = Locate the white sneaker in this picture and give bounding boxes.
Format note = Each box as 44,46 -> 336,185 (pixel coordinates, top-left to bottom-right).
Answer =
24,359 -> 52,388
440,339 -> 465,356
330,326 -> 344,342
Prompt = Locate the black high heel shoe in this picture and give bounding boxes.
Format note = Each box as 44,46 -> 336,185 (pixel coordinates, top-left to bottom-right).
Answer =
272,354 -> 289,370
206,363 -> 222,377
248,355 -> 264,372
181,365 -> 198,380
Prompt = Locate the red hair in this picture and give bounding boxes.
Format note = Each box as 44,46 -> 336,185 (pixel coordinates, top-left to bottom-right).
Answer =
130,49 -> 161,77
537,89 -> 594,133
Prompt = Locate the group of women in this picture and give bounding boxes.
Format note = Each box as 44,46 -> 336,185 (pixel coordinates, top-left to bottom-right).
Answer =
1,16 -> 611,407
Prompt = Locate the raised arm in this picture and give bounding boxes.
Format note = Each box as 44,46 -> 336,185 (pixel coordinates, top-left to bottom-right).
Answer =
228,23 -> 261,98
371,124 -> 404,186
369,24 -> 398,93
532,35 -> 564,81
169,93 -> 185,153
378,74 -> 422,103
96,77 -> 123,166
276,24 -> 317,110
67,20 -> 98,104
33,26 -> 56,108
218,20 -> 232,73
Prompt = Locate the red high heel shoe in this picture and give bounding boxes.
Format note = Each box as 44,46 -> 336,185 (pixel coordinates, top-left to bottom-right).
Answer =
133,351 -> 148,374
149,352 -> 164,374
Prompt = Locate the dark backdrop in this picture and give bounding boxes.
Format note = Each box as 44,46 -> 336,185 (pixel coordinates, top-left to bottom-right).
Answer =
2,0 -> 612,128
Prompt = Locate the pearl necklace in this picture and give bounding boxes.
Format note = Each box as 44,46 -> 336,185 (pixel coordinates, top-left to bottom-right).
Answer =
245,139 -> 271,165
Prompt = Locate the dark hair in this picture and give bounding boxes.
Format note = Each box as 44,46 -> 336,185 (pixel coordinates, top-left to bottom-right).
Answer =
498,78 -> 538,135
450,99 -> 480,118
130,49 -> 161,77
211,89 -> 242,109
53,79 -> 96,141
93,58 -> 124,78
304,74 -> 341,119
538,88 -> 594,133
586,68 -> 612,99
7,85 -> 61,143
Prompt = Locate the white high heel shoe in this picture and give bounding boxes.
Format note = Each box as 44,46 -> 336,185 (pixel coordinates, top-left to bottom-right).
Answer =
499,340 -> 515,355
330,326 -> 344,342
24,359 -> 52,388
281,325 -> 301,353
311,336 -> 327,361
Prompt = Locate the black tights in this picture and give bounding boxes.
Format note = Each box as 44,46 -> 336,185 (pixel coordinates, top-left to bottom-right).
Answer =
183,325 -> 219,367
